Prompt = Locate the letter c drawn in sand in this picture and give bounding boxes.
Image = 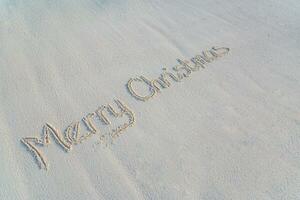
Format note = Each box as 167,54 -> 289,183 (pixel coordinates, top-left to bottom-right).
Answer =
127,77 -> 156,101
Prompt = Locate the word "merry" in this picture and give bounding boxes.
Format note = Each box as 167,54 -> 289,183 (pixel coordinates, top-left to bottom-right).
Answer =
21,99 -> 135,170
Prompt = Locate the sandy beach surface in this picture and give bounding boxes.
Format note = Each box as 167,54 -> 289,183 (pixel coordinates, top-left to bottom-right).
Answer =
1,0 -> 300,199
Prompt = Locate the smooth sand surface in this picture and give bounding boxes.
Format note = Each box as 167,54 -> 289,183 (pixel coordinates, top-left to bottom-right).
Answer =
1,0 -> 300,199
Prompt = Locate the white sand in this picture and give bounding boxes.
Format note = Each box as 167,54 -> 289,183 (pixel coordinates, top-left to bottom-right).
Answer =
1,0 -> 300,199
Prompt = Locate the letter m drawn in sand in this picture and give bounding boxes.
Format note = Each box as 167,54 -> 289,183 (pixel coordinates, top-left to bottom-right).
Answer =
21,123 -> 72,170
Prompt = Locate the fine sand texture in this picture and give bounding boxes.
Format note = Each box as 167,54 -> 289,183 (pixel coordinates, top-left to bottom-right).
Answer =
1,0 -> 300,199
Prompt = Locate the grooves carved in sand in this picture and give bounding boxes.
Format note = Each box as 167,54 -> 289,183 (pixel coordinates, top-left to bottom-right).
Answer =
21,46 -> 229,170
21,99 -> 135,170
127,46 -> 230,101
